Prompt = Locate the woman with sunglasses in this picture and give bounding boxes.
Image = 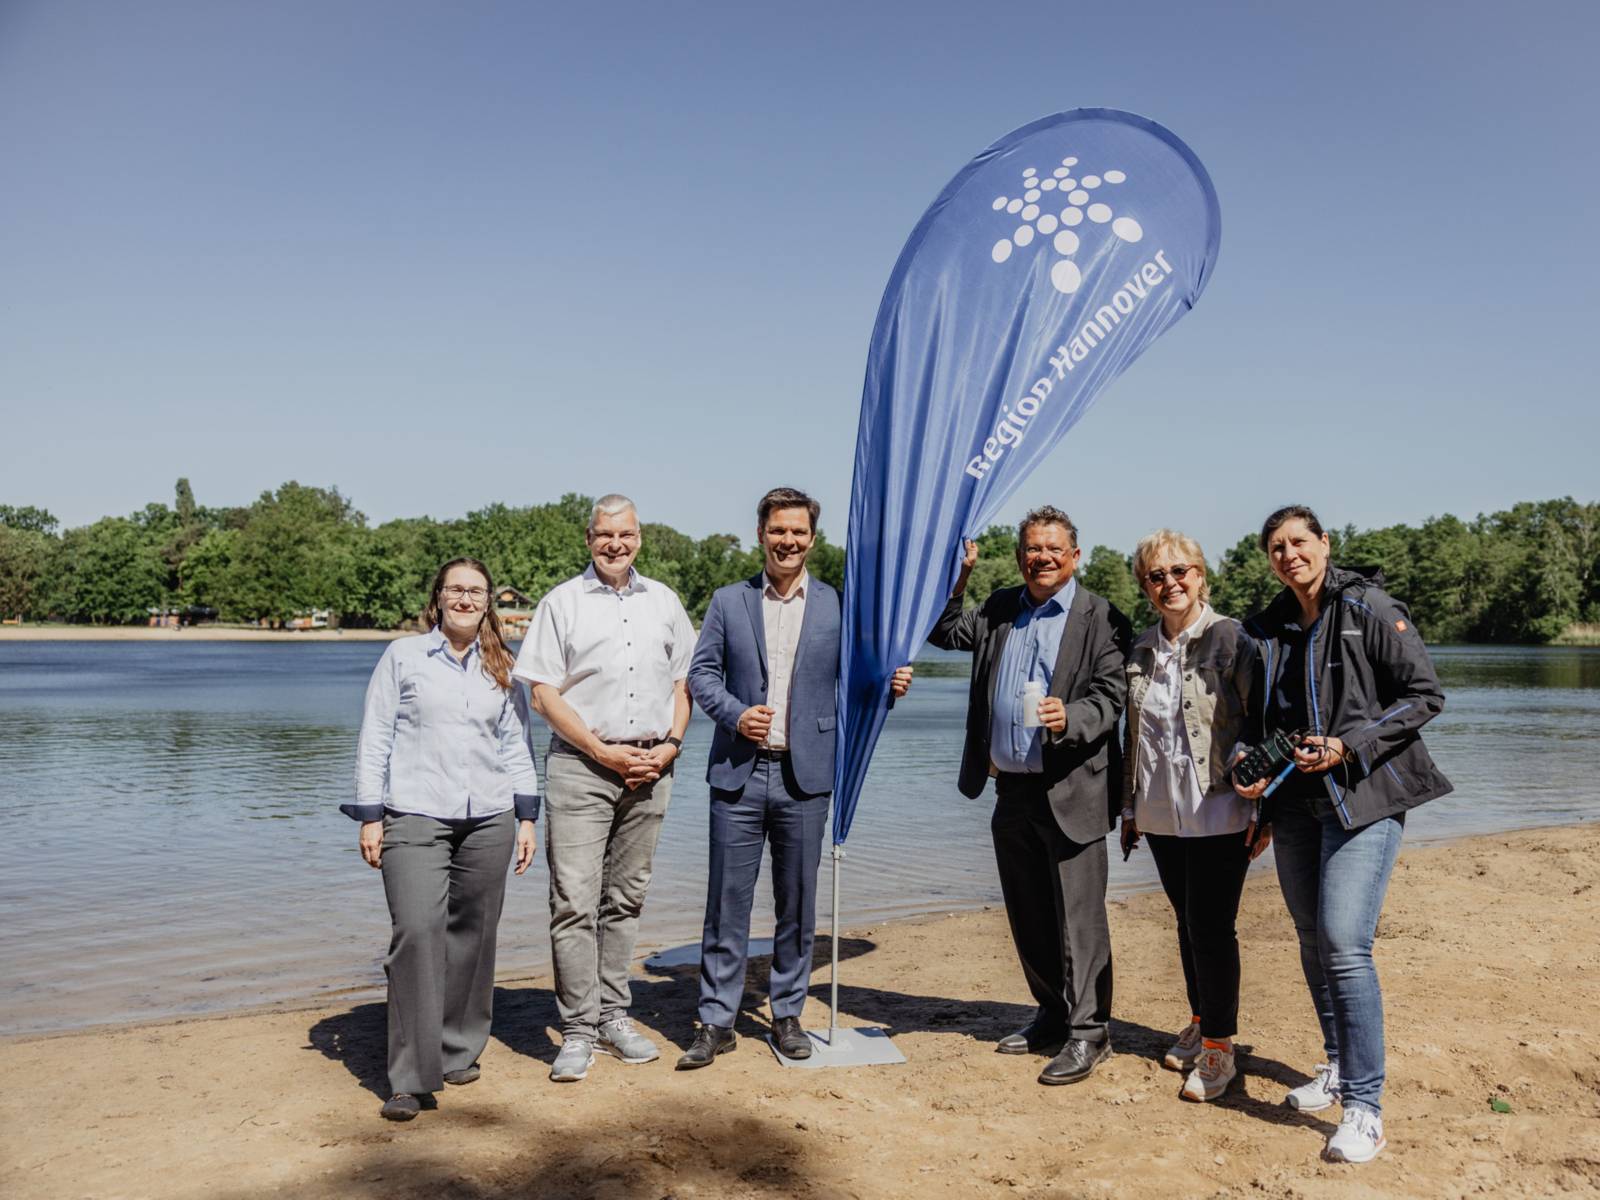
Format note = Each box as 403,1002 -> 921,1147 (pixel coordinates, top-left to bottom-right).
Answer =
341,557 -> 541,1122
1120,530 -> 1263,1103
1235,506 -> 1450,1163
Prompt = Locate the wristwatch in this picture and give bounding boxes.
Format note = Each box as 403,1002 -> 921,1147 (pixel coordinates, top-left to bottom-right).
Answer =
664,736 -> 683,750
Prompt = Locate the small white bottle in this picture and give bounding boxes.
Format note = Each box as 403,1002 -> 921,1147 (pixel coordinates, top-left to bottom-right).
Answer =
1021,679 -> 1045,728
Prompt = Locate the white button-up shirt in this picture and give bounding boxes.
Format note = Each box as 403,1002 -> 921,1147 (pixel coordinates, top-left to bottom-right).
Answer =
1134,608 -> 1248,837
348,629 -> 540,822
761,570 -> 808,750
512,565 -> 695,741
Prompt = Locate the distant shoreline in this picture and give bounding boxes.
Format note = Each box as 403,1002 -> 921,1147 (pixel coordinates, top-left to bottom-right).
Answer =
0,624 -> 408,642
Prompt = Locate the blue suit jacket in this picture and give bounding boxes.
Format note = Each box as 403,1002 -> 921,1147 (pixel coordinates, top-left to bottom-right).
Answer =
689,573 -> 840,796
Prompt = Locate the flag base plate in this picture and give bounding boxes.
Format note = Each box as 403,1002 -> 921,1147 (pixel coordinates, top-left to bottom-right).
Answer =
769,1026 -> 906,1069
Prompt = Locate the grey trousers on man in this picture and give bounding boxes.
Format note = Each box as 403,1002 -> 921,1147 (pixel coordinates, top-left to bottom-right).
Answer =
991,775 -> 1113,1042
380,809 -> 515,1095
544,751 -> 671,1041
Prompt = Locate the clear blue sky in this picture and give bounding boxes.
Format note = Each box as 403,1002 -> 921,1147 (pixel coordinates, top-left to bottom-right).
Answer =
3,0 -> 1597,560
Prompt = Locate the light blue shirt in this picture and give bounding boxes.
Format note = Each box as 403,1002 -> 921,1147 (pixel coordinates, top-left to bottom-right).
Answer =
342,628 -> 541,823
989,579 -> 1076,774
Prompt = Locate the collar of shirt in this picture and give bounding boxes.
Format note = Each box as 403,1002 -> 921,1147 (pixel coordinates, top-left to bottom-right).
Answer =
1155,601 -> 1208,658
425,625 -> 480,668
762,569 -> 809,602
581,563 -> 645,595
1020,576 -> 1075,623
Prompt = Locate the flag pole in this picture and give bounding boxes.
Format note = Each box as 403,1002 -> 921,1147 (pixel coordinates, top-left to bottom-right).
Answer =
828,843 -> 843,1046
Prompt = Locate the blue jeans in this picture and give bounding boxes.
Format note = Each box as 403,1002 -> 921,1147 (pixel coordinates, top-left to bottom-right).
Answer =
1271,800 -> 1404,1115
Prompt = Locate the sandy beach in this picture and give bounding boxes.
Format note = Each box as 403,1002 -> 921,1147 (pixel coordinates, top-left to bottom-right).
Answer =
3,822 -> 1597,1200
0,625 -> 406,642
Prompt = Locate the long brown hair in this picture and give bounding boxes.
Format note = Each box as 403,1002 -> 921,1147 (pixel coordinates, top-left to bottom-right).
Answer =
423,557 -> 515,690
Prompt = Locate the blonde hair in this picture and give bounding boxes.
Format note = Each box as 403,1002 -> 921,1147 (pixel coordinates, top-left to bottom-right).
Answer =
1132,529 -> 1210,603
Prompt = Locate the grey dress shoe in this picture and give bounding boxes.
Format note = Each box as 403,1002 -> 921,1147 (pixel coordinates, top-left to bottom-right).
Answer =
1038,1037 -> 1111,1085
443,1064 -> 481,1086
996,1018 -> 1069,1056
771,1016 -> 812,1060
380,1093 -> 421,1121
675,1025 -> 736,1070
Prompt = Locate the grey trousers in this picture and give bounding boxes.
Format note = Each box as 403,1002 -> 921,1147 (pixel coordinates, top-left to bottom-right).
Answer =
991,777 -> 1113,1042
380,809 -> 515,1095
544,751 -> 671,1040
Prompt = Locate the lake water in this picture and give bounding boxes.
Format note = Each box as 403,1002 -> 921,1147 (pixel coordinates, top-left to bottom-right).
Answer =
2,642 -> 1597,1035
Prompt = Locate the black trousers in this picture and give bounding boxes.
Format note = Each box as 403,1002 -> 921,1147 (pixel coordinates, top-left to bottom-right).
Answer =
1145,830 -> 1251,1040
991,777 -> 1112,1042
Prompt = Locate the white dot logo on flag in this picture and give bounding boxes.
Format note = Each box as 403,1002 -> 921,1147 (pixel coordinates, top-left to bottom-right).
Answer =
990,160 -> 1141,292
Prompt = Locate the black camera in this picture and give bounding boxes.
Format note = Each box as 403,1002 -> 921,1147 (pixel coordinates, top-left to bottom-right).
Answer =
1233,728 -> 1307,789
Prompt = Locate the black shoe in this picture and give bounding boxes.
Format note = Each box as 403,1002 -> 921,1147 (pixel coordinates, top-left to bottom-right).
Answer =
675,1025 -> 736,1070
771,1016 -> 813,1060
380,1093 -> 421,1121
996,1018 -> 1069,1056
443,1064 -> 480,1086
1038,1037 -> 1112,1085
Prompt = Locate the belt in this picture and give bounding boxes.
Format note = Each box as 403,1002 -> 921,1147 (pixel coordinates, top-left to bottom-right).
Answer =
754,747 -> 789,761
549,733 -> 664,758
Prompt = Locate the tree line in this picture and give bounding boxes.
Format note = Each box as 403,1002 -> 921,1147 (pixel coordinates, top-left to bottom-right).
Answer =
0,483 -> 1595,643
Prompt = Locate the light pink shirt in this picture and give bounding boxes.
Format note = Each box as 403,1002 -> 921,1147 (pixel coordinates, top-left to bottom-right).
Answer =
761,570 -> 808,750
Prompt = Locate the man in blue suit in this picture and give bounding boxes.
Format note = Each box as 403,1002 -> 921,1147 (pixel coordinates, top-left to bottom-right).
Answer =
677,487 -> 913,1067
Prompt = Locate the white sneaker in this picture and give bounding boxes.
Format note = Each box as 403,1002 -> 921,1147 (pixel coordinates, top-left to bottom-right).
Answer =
1325,1107 -> 1385,1163
1180,1044 -> 1237,1102
598,1016 -> 660,1063
1163,1021 -> 1204,1071
550,1038 -> 596,1082
1286,1062 -> 1340,1112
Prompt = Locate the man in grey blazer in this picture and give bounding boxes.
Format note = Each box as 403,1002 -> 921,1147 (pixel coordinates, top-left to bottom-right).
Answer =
929,505 -> 1131,1085
678,487 -> 912,1068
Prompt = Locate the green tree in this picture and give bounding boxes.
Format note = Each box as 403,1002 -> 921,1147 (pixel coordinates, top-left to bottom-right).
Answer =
223,483 -> 365,623
0,525 -> 56,619
53,517 -> 167,623
1210,533 -> 1280,621
0,505 -> 59,535
1079,544 -> 1151,627
960,524 -> 1022,607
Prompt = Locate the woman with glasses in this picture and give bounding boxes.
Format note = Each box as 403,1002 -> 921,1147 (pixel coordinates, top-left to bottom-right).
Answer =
1120,531 -> 1263,1103
1235,506 -> 1450,1163
341,557 -> 541,1121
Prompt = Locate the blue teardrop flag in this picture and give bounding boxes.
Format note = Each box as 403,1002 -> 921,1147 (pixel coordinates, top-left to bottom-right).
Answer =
831,109 -> 1221,844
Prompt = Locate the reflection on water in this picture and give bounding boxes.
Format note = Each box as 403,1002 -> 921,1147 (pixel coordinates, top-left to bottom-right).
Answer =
1,642 -> 1597,1035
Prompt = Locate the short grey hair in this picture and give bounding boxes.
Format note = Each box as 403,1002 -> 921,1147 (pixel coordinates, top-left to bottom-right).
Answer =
1017,505 -> 1078,549
588,493 -> 638,534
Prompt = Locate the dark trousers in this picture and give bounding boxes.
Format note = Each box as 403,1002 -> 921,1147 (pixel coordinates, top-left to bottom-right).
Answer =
697,754 -> 828,1028
380,809 -> 515,1095
1145,831 -> 1251,1040
991,777 -> 1112,1042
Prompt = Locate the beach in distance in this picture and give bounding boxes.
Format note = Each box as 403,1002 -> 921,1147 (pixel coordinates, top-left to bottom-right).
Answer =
3,823 -> 1597,1200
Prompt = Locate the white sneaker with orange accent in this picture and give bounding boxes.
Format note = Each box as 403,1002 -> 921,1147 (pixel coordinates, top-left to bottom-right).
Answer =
1163,1021 -> 1204,1071
1180,1043 -> 1237,1102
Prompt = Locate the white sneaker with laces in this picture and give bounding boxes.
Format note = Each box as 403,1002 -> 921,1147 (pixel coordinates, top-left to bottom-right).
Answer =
1180,1044 -> 1237,1102
1325,1107 -> 1385,1163
597,1016 -> 660,1063
550,1037 -> 596,1082
1286,1062 -> 1340,1112
1163,1021 -> 1204,1071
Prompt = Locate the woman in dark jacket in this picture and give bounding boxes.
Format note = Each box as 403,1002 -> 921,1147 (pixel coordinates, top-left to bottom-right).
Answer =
1237,505 -> 1451,1165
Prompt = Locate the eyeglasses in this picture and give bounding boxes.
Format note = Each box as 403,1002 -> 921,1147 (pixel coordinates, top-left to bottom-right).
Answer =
440,585 -> 488,603
1143,564 -> 1197,587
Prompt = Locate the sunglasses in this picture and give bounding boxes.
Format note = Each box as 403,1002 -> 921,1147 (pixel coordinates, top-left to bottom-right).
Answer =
1143,564 -> 1197,587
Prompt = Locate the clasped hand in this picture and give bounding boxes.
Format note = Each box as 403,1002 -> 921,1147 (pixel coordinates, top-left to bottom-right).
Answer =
594,740 -> 677,790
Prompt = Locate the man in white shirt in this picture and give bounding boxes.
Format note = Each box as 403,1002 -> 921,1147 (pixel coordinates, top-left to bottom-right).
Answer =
512,494 -> 695,1082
